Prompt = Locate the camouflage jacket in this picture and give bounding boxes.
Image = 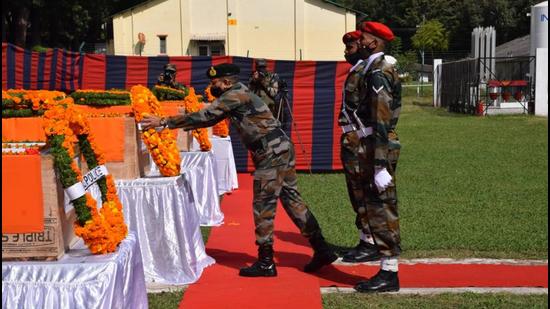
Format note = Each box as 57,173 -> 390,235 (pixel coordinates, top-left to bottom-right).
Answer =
248,71 -> 280,111
166,82 -> 280,148
356,53 -> 402,169
339,60 -> 369,127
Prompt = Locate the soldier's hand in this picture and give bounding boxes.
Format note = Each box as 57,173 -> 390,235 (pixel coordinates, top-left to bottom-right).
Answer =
140,115 -> 162,130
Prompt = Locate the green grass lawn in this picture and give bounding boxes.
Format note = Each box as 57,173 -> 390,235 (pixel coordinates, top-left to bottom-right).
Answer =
322,292 -> 548,308
300,99 -> 548,259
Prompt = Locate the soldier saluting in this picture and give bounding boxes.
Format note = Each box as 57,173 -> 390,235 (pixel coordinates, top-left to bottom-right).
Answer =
140,63 -> 337,277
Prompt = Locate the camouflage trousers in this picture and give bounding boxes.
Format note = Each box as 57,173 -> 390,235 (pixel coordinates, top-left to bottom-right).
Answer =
358,135 -> 401,257
251,135 -> 322,246
340,131 -> 373,235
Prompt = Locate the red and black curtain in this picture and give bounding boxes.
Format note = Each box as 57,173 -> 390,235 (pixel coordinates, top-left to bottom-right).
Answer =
2,43 -> 352,171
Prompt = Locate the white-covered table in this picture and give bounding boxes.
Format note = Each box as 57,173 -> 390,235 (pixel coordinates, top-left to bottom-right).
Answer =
88,176 -> 216,285
147,151 -> 224,226
192,136 -> 239,195
2,232 -> 148,309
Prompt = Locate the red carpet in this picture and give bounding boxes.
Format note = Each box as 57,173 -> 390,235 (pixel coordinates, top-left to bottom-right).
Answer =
180,174 -> 548,308
179,173 -> 323,309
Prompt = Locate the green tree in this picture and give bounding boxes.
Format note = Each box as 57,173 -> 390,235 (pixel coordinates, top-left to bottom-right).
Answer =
386,36 -> 403,57
411,20 -> 449,63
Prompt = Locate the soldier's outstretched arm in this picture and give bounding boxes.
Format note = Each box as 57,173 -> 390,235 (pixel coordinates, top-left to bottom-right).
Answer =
167,93 -> 240,130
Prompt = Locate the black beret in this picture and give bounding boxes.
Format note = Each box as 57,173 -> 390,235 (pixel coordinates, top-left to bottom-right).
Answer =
206,63 -> 240,79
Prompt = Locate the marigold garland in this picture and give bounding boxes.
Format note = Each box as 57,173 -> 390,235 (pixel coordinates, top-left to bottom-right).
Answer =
70,89 -> 131,106
152,85 -> 188,101
204,86 -> 230,138
184,87 -> 212,151
130,85 -> 181,176
42,95 -> 127,254
2,89 -> 65,118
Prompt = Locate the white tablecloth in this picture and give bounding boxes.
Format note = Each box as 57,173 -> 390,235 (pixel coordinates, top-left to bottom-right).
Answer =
146,151 -> 224,226
114,176 -> 215,285
192,136 -> 239,195
2,232 -> 148,309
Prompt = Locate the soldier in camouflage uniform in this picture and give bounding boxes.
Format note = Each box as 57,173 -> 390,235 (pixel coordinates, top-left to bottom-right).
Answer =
157,63 -> 186,90
350,22 -> 402,293
141,63 -> 337,277
339,30 -> 382,264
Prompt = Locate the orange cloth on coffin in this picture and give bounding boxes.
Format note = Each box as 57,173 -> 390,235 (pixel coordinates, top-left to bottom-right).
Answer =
87,117 -> 126,162
2,154 -> 44,233
2,118 -> 46,142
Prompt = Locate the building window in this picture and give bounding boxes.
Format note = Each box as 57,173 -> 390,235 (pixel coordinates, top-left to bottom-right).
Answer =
196,41 -> 225,56
158,35 -> 167,54
210,45 -> 223,56
199,45 -> 208,56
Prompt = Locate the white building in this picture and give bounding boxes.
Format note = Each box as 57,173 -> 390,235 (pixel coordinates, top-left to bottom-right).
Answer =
110,0 -> 358,60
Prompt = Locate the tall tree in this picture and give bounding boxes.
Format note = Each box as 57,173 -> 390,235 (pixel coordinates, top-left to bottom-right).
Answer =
411,20 -> 449,62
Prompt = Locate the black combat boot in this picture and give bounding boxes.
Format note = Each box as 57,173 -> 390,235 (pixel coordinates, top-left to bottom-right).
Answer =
304,231 -> 338,273
354,269 -> 400,293
342,240 -> 381,263
239,244 -> 277,277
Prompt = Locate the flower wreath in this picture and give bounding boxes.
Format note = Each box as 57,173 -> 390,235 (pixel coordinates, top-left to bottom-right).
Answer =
130,85 -> 181,176
42,96 -> 127,254
184,87 -> 212,151
204,86 -> 230,138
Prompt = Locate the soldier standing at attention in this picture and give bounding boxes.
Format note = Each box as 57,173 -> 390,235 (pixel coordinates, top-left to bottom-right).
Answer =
140,63 -> 337,277
352,21 -> 403,293
157,63 -> 186,90
338,30 -> 382,264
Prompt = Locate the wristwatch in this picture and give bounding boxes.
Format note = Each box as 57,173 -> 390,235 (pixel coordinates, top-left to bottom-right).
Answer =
159,117 -> 168,128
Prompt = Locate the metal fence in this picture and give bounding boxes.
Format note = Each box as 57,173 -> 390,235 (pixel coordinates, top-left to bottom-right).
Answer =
439,56 -> 536,114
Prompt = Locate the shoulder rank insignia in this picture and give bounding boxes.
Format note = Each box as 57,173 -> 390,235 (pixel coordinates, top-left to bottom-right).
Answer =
373,85 -> 384,93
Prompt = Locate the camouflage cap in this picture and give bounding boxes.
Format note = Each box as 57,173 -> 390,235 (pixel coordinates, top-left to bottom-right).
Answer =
206,63 -> 240,79
255,58 -> 267,68
164,63 -> 177,72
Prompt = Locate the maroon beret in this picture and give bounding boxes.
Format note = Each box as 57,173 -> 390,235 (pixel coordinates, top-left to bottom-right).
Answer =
360,21 -> 395,42
342,30 -> 362,44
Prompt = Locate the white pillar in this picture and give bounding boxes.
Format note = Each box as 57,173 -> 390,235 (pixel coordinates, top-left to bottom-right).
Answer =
535,48 -> 548,116
433,59 -> 442,107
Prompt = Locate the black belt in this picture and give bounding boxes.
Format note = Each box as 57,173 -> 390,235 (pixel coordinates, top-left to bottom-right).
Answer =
248,129 -> 286,152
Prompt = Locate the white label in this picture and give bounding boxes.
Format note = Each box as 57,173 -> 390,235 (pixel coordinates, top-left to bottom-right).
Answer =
82,165 -> 109,190
66,182 -> 86,201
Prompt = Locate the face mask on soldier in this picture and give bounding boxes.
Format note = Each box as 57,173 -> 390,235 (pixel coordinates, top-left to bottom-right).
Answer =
210,85 -> 225,98
345,53 -> 362,65
358,39 -> 377,59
